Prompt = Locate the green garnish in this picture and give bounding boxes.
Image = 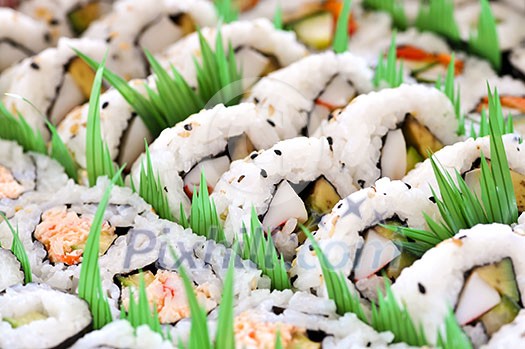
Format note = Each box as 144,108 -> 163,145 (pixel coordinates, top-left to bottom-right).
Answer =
121,272 -> 163,337
469,0 -> 500,70
237,207 -> 291,290
184,172 -> 226,243
371,282 -> 428,346
214,0 -> 238,23
363,0 -> 407,29
373,31 -> 404,88
301,226 -> 366,322
472,109 -> 514,139
435,54 -> 465,136
0,213 -> 32,284
0,97 -> 78,181
176,250 -> 236,348
130,140 -> 174,221
415,0 -> 460,43
76,27 -> 242,139
273,5 -> 283,30
332,0 -> 351,54
392,85 -> 518,256
437,310 -> 473,349
78,170 -> 123,329
85,59 -> 124,187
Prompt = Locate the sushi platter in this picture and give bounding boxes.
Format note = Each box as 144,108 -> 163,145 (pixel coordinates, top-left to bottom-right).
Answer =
0,0 -> 525,348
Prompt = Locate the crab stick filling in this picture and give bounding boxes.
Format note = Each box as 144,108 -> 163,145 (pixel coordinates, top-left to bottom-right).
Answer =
0,165 -> 24,200
234,312 -> 319,349
34,206 -> 116,265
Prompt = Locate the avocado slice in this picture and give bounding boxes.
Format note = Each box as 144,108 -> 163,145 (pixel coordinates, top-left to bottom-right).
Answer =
290,332 -> 321,349
374,223 -> 418,279
68,2 -> 101,35
4,311 -> 47,328
68,57 -> 98,99
301,178 -> 341,235
289,11 -> 334,50
118,270 -> 155,288
406,146 -> 424,173
402,114 -> 444,159
476,258 -> 520,303
480,295 -> 520,336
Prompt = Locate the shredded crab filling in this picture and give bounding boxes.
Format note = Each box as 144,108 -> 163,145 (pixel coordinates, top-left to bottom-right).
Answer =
121,270 -> 217,324
34,206 -> 116,265
234,312 -> 317,349
0,165 -> 24,200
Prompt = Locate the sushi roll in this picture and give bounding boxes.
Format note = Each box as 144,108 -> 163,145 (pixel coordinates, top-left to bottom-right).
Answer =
0,283 -> 92,349
211,136 -> 355,260
391,224 -> 525,345
245,51 -> 374,134
82,0 -> 217,79
71,319 -> 174,349
19,0 -> 114,38
316,84 -> 460,188
0,139 -> 69,219
0,248 -> 24,292
0,176 -> 156,292
157,18 -> 309,84
58,18 -> 309,170
126,103 -> 290,219
0,37 -> 108,138
403,135 -> 525,208
0,8 -> 52,72
290,178 -> 438,300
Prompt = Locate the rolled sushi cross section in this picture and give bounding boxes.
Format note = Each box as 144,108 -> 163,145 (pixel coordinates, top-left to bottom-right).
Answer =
318,84 -> 459,187
391,224 -> 525,344
0,283 -> 92,349
245,51 -> 374,135
291,177 -> 437,297
212,136 -> 354,259
0,139 -> 68,219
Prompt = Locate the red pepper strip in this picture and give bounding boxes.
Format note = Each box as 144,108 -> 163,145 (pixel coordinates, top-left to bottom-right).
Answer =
396,45 -> 464,75
315,98 -> 338,110
476,96 -> 525,113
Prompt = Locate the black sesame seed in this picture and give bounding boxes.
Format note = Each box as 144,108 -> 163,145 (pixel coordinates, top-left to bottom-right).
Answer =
250,153 -> 258,159
271,306 -> 285,315
274,149 -> 282,156
253,97 -> 260,104
49,18 -> 59,25
308,244 -> 314,251
30,62 -> 40,70
237,175 -> 245,183
327,113 -> 334,121
105,36 -> 112,43
458,235 -> 467,240
366,342 -> 372,347
418,282 -> 426,294
429,196 -> 436,203
102,101 -> 109,109
260,169 -> 267,178
337,203 -> 342,209
43,32 -> 51,43
183,124 -> 192,131
266,119 -> 275,127
357,179 -> 365,188
163,186 -> 168,192
404,182 -> 412,189
327,136 -> 333,145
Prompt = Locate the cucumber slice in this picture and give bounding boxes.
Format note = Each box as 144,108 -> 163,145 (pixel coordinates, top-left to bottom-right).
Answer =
290,12 -> 334,50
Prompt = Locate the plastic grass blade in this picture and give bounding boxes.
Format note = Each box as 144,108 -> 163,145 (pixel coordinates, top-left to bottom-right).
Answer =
371,282 -> 428,346
0,213 -> 32,283
475,101 -> 514,139
415,0 -> 460,42
85,60 -> 124,187
121,271 -> 164,337
275,331 -> 283,349
179,203 -> 190,229
468,0 -> 500,70
214,0 -> 238,23
189,172 -> 227,244
273,5 -> 283,30
437,310 -> 473,349
237,207 -> 291,291
393,85 -> 517,254
435,54 -> 465,136
363,0 -> 407,29
0,100 -> 47,154
301,226 -> 367,321
374,31 -> 404,88
78,170 -> 123,329
214,254 -> 235,349
133,140 -> 174,221
178,263 -> 212,349
332,0 -> 351,53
